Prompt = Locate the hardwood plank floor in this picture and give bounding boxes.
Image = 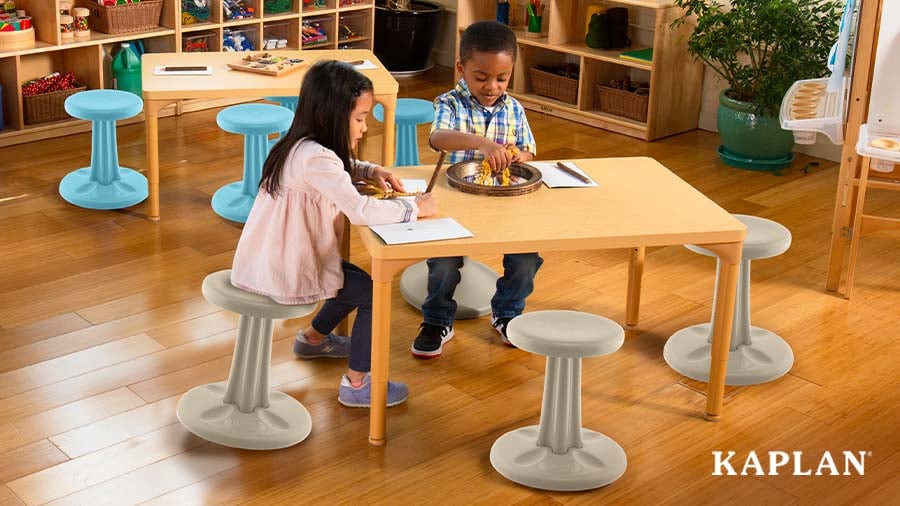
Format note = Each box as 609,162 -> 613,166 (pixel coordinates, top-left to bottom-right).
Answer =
0,66 -> 896,504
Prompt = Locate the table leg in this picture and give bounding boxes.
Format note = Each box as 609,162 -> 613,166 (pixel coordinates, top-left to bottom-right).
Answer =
369,258 -> 419,445
694,241 -> 742,422
825,155 -> 860,292
625,246 -> 645,329
336,217 -> 352,336
144,100 -> 173,222
382,96 -> 396,168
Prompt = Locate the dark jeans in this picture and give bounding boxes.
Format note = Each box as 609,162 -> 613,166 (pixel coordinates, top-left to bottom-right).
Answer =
310,260 -> 372,373
422,253 -> 543,327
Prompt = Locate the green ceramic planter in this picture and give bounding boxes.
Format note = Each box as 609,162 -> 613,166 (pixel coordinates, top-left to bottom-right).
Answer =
717,90 -> 794,169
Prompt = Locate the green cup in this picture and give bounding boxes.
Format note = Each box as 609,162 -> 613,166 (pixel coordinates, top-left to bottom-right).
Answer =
527,14 -> 542,34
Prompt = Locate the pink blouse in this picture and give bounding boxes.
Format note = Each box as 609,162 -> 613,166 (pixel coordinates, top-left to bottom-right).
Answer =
231,139 -> 417,304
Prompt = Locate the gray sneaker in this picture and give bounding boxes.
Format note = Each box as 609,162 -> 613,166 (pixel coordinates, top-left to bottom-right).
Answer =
293,332 -> 351,359
338,373 -> 409,408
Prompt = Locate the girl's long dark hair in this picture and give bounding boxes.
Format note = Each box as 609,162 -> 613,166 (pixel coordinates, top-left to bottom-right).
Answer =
260,60 -> 374,195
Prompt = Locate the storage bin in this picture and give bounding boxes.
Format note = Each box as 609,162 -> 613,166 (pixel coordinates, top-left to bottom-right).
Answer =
89,0 -> 163,34
529,67 -> 578,105
24,86 -> 87,125
596,84 -> 649,122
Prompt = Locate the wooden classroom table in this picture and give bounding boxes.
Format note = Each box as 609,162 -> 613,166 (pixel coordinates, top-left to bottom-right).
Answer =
357,157 -> 747,445
141,50 -> 398,221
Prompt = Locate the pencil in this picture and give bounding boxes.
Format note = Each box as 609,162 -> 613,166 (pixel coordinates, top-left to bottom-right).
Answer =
426,151 -> 447,193
555,161 -> 592,184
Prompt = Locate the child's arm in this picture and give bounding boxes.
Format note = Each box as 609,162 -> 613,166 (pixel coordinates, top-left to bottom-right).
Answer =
429,95 -> 513,172
430,129 -> 513,173
352,159 -> 405,192
305,153 -> 436,225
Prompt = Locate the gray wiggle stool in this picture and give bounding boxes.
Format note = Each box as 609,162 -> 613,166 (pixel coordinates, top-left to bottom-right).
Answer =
399,257 -> 499,319
490,310 -> 627,491
176,270 -> 317,450
664,215 -> 794,386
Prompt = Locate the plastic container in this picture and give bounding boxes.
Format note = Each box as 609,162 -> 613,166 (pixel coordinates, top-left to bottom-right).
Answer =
60,14 -> 74,42
112,43 -> 142,98
73,7 -> 91,39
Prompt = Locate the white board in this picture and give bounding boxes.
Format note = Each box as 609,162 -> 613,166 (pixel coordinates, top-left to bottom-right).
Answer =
868,0 -> 900,131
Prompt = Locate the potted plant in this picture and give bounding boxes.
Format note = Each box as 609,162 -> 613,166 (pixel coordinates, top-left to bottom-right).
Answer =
374,0 -> 443,74
674,0 -> 842,170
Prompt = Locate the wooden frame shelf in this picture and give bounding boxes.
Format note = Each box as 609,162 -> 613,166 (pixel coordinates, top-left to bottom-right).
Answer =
457,0 -> 701,141
0,0 -> 374,147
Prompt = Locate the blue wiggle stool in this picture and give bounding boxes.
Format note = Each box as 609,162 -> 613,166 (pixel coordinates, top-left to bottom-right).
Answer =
212,103 -> 294,223
58,90 -> 147,210
264,96 -> 298,147
373,98 -> 434,167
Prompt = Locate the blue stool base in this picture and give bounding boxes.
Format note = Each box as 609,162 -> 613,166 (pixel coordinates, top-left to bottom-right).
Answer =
212,181 -> 254,223
59,167 -> 148,210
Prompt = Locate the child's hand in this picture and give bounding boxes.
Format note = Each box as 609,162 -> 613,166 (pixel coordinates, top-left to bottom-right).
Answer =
415,192 -> 439,218
479,140 -> 513,173
507,145 -> 534,163
370,166 -> 405,192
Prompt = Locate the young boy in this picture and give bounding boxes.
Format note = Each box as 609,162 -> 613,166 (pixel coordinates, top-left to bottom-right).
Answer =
411,20 -> 542,359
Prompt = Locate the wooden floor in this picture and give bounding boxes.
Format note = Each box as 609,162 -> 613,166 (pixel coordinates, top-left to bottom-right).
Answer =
1,66 -> 898,505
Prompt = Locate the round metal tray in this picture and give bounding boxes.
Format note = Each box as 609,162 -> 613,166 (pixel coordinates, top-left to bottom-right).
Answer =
446,161 -> 543,196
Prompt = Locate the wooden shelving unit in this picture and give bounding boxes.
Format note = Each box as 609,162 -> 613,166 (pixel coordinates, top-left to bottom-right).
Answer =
0,0 -> 375,147
456,0 -> 702,141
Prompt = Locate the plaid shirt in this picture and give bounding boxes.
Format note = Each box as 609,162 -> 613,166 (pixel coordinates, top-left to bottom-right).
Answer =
430,79 -> 536,164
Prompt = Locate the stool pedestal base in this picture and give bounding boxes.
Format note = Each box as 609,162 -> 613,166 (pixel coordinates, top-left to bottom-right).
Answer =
490,426 -> 626,491
491,355 -> 626,491
177,382 -> 311,450
400,258 -> 498,319
176,314 -> 312,450
211,182 -> 255,223
664,323 -> 794,386
59,166 -> 148,210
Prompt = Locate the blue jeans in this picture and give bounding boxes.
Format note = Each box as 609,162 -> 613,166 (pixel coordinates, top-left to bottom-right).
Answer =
310,261 -> 372,372
422,254 -> 543,327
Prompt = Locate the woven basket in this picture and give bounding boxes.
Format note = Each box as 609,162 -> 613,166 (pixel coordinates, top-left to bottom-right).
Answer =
23,86 -> 87,125
89,0 -> 163,34
529,67 -> 578,105
596,84 -> 649,122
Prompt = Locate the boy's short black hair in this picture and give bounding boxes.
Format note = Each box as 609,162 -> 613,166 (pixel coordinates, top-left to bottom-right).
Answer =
459,21 -> 517,63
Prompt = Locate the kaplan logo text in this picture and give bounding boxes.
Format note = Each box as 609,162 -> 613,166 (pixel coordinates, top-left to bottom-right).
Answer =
712,451 -> 870,476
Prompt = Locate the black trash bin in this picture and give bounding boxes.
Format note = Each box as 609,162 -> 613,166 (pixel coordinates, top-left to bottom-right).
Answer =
374,0 -> 443,73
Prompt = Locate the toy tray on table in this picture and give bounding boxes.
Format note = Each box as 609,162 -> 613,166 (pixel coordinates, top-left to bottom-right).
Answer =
446,161 -> 542,197
226,53 -> 308,76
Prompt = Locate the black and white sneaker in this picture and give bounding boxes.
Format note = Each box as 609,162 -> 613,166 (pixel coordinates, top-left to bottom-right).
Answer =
411,323 -> 454,359
491,315 -> 516,347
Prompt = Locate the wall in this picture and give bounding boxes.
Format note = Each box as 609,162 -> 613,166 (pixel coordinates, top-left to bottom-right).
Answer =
429,0 -> 458,68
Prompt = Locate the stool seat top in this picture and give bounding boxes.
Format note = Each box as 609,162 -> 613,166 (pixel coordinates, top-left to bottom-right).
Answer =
202,270 -> 317,320
687,214 -> 791,260
507,310 -> 625,358
64,90 -> 143,121
374,98 -> 434,124
217,103 -> 294,136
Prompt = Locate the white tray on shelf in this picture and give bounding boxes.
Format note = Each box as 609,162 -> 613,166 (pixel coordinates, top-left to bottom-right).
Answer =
779,77 -> 848,145
856,124 -> 900,172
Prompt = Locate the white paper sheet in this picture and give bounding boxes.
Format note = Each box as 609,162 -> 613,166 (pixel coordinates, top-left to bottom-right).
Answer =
530,161 -> 599,188
369,218 -> 473,245
352,59 -> 378,70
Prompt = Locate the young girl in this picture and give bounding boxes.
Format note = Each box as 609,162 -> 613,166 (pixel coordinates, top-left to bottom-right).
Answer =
231,60 -> 438,408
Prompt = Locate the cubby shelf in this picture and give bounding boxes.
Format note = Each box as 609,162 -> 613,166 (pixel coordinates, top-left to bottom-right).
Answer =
457,0 -> 701,141
0,0 -> 375,147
